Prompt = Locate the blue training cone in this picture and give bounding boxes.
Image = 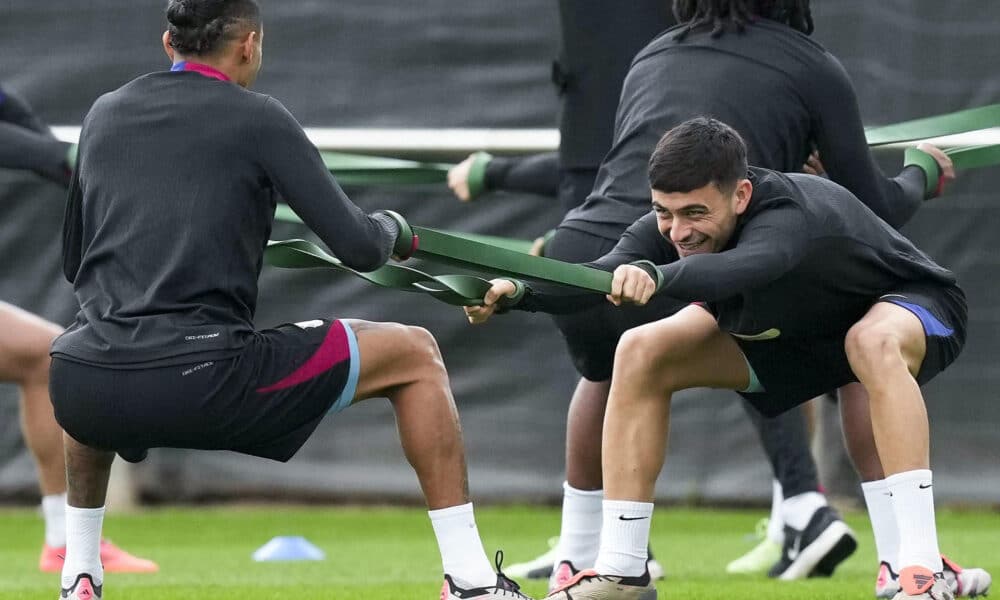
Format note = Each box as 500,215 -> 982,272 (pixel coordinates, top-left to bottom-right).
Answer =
252,536 -> 326,562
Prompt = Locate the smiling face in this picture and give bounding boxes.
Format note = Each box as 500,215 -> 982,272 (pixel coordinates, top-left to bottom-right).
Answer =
651,178 -> 752,257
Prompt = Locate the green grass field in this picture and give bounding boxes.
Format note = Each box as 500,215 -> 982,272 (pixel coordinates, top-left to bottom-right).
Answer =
2,505 -> 996,599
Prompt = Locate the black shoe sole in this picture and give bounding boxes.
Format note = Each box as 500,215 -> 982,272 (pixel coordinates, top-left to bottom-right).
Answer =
810,533 -> 859,577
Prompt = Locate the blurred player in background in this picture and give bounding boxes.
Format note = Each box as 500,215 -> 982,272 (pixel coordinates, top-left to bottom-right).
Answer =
0,83 -> 157,575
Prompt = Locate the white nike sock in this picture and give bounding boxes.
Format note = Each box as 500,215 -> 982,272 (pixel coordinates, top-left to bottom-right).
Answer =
62,505 -> 105,589
781,491 -> 827,531
593,500 -> 653,577
862,479 -> 900,569
429,503 -> 496,588
553,482 -> 603,569
42,493 -> 68,548
766,479 -> 784,544
886,470 -> 942,572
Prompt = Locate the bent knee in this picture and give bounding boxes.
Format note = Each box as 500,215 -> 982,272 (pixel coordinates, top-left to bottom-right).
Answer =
615,325 -> 673,376
845,321 -> 906,367
396,325 -> 446,373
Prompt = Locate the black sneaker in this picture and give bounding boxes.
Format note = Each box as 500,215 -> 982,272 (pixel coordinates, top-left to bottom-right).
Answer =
767,506 -> 857,580
441,551 -> 534,599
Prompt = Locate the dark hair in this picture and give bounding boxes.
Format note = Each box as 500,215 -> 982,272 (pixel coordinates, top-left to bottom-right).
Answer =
166,0 -> 261,56
648,117 -> 748,194
672,0 -> 813,39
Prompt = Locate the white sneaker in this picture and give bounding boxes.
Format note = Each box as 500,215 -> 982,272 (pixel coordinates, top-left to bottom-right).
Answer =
942,556 -> 992,598
441,551 -> 534,599
546,568 -> 657,600
59,573 -> 101,600
892,566 -> 954,600
876,557 -> 991,598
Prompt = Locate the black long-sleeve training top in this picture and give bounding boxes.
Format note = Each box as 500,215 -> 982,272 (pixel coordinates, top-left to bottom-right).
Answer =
561,19 -> 927,240
53,68 -> 399,367
479,2 -> 674,200
555,0 -> 674,170
0,85 -> 72,186
518,168 -> 956,341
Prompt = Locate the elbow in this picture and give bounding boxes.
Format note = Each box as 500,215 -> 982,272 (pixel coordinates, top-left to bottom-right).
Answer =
341,243 -> 390,273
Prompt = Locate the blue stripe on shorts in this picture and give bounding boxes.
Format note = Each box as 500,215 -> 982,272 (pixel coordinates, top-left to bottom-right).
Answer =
328,323 -> 361,414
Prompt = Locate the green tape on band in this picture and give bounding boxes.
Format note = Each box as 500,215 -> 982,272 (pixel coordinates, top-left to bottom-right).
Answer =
904,148 -> 942,198
465,151 -> 493,200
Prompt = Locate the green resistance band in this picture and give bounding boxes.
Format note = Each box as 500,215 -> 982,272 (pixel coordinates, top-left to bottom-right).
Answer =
270,206 -> 611,303
273,204 -> 534,254
318,151 -> 452,186
865,103 -> 1000,146
412,226 -> 610,294
266,238 -> 521,307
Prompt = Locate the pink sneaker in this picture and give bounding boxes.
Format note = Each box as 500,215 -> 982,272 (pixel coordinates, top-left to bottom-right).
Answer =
40,539 -> 159,573
548,560 -> 580,593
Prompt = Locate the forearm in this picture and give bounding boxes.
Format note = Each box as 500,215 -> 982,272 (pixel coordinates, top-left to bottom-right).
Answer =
0,122 -> 72,186
483,152 -> 560,197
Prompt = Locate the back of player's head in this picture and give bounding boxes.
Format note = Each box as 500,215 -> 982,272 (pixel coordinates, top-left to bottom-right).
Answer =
672,0 -> 813,39
648,117 -> 748,194
166,0 -> 261,56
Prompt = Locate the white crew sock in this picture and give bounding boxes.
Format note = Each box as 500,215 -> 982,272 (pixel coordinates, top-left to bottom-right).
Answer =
781,491 -> 827,532
766,479 -> 784,544
862,479 -> 900,569
429,503 -> 496,588
42,493 -> 68,548
62,505 -> 105,589
593,500 -> 653,577
553,482 -> 603,569
886,470 -> 943,572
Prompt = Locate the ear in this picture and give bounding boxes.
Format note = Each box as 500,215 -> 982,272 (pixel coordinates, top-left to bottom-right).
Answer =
240,30 -> 258,63
162,31 -> 175,62
733,178 -> 753,215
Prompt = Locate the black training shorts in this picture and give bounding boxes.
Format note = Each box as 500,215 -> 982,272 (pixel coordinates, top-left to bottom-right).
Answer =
50,319 -> 360,463
545,226 -> 687,381
736,282 -> 966,417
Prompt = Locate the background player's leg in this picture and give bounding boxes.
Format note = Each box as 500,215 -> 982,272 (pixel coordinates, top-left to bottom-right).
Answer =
565,378 -> 609,491
0,302 -> 155,574
345,320 -> 516,596
741,403 -> 837,579
0,302 -> 64,496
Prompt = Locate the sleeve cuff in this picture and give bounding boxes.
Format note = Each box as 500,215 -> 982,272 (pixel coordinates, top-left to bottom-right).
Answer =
904,147 -> 942,199
373,209 -> 418,260
629,260 -> 664,291
495,278 -> 526,313
465,151 -> 493,200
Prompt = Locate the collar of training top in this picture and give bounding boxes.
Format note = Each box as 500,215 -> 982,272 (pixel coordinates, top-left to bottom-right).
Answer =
170,61 -> 231,82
